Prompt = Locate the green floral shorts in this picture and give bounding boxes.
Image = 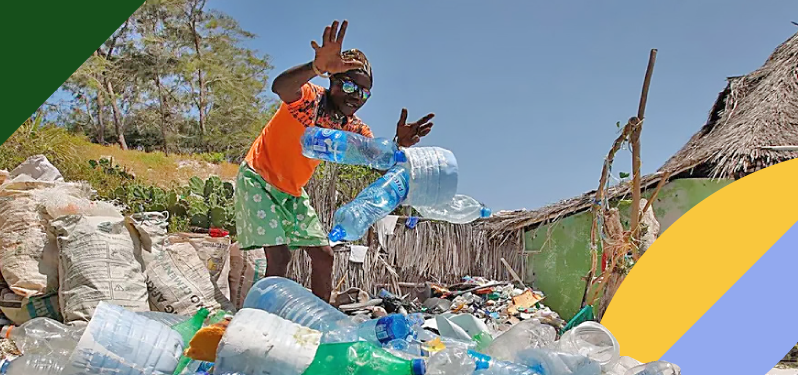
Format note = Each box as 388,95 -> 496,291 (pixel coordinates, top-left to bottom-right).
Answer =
234,162 -> 328,250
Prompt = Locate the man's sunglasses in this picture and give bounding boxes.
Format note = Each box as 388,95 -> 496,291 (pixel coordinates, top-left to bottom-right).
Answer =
337,79 -> 371,101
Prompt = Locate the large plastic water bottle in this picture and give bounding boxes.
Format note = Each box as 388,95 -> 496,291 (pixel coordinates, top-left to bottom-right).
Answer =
300,127 -> 406,170
62,301 -> 184,375
0,355 -> 67,375
215,308 -> 322,375
3,317 -> 84,359
400,147 -> 459,207
242,276 -> 354,333
414,194 -> 492,224
302,341 -> 426,375
329,165 -> 410,242
469,350 -> 539,375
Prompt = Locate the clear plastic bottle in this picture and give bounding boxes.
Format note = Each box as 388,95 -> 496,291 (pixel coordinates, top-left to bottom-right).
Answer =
468,350 -> 539,375
550,321 -> 619,367
0,355 -> 67,375
623,361 -> 680,375
3,317 -> 84,358
300,127 -> 406,170
425,347 -> 476,375
302,341 -> 426,375
414,194 -> 492,224
513,348 -> 602,375
242,276 -> 354,333
329,165 -> 410,242
400,147 -> 459,207
483,319 -> 557,362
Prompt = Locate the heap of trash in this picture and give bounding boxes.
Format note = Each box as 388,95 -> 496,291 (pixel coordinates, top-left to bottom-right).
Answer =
0,155 -> 682,374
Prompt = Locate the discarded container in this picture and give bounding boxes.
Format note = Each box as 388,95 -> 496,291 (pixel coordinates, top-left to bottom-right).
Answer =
468,350 -> 539,375
514,348 -> 602,375
302,341 -> 426,375
243,277 -> 353,333
400,147 -> 458,207
62,301 -> 184,375
215,308 -> 321,375
3,317 -> 83,358
603,356 -> 642,375
446,314 -> 494,351
301,127 -> 407,170
172,308 -> 210,374
623,361 -> 681,375
0,354 -> 68,375
329,165 -> 410,242
551,321 -> 620,367
414,194 -> 491,224
425,347 -> 476,374
484,319 -> 557,361
357,313 -> 423,345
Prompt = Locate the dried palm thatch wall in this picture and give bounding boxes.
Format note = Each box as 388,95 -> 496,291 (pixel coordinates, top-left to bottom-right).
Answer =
660,31 -> 798,179
284,162 -> 526,295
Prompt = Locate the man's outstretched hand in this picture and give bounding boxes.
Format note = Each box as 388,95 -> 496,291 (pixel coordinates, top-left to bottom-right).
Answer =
311,20 -> 364,75
396,108 -> 434,148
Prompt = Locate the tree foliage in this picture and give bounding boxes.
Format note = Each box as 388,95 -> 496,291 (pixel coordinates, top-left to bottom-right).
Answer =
53,0 -> 274,162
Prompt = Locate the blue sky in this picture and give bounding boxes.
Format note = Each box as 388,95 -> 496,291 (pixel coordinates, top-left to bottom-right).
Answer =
110,1 -> 798,211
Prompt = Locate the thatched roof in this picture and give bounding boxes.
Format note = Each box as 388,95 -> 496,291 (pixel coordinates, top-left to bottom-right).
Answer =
490,30 -> 798,233
660,30 -> 798,179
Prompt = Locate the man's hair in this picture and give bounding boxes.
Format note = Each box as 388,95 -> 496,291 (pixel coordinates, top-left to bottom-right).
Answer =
341,49 -> 372,83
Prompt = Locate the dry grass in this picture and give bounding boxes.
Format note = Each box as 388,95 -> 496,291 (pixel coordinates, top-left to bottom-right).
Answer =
0,123 -> 238,193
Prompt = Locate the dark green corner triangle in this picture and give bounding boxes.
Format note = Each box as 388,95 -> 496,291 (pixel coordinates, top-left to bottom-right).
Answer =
0,0 -> 145,145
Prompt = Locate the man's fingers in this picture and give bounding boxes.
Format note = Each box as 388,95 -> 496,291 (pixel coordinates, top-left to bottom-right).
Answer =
337,20 -> 349,43
311,40 -> 321,50
417,123 -> 433,136
398,108 -> 408,126
322,25 -> 332,45
343,60 -> 365,70
415,113 -> 435,125
329,21 -> 339,43
411,135 -> 421,144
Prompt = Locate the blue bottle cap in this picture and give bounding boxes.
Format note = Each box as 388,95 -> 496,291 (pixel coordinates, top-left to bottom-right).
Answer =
480,207 -> 492,218
394,150 -> 408,164
328,225 -> 347,242
411,359 -> 427,375
0,358 -> 10,374
405,216 -> 419,229
468,350 -> 492,370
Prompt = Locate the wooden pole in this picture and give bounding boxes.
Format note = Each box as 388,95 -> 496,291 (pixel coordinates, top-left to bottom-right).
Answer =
629,49 -> 657,255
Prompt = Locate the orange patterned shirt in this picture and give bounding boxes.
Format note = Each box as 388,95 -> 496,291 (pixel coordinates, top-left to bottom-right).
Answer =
245,83 -> 374,196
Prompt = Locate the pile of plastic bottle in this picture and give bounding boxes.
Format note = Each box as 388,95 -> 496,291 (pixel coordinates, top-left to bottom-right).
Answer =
0,276 -> 681,375
300,127 -> 492,242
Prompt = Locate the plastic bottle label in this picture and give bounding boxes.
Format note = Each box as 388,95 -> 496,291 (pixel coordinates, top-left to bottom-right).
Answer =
374,317 -> 395,343
383,170 -> 408,201
310,129 -> 345,161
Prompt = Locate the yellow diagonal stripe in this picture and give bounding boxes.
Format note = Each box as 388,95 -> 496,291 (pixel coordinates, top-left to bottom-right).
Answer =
600,158 -> 798,362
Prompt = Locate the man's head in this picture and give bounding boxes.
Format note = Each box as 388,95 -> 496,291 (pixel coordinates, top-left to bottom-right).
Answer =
329,49 -> 372,117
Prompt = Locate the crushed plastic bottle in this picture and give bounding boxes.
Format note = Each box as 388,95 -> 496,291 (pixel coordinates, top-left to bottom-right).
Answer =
414,194 -> 492,224
549,321 -> 619,367
0,355 -> 67,375
243,276 -> 355,335
484,319 -> 557,361
173,308 -> 210,374
2,317 -> 84,358
425,347 -> 476,375
329,165 -> 410,242
514,348 -> 602,375
603,356 -> 642,375
469,350 -> 539,375
623,361 -> 681,375
302,341 -> 426,375
301,127 -> 406,170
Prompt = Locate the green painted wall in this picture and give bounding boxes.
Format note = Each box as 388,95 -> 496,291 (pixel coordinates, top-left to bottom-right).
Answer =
525,178 -> 733,321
